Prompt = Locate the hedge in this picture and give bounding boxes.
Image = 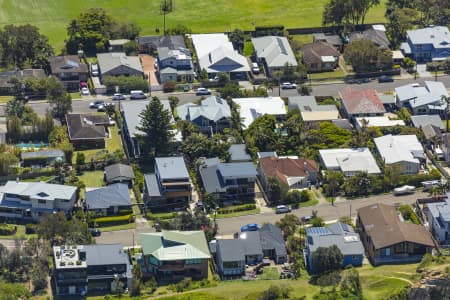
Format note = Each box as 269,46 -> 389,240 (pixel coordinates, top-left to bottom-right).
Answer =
0,224 -> 17,235
146,212 -> 178,220
93,214 -> 134,227
25,223 -> 36,234
217,204 -> 256,215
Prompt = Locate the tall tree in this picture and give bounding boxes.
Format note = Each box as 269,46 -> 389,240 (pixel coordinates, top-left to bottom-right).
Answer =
244,114 -> 278,152
137,97 -> 174,156
311,245 -> 344,274
323,0 -> 381,26
344,39 -> 393,73
47,77 -> 72,120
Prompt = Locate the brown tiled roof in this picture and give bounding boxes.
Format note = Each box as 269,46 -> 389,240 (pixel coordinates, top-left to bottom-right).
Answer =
49,55 -> 88,74
357,203 -> 434,249
301,41 -> 340,65
66,114 -> 106,140
339,88 -> 386,115
259,157 -> 317,185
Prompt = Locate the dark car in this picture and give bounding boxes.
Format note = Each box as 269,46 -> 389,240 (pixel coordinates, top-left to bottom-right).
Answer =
301,215 -> 312,223
89,228 -> 101,236
378,75 -> 394,83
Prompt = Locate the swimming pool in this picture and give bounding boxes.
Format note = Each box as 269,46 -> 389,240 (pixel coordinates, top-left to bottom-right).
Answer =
15,143 -> 49,149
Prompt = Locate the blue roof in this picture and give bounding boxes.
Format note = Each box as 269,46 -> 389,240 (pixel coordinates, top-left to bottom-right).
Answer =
155,157 -> 189,180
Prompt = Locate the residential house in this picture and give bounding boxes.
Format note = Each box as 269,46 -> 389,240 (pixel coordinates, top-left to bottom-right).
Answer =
136,35 -> 186,54
339,88 -> 386,120
0,69 -> 46,95
143,157 -> 191,210
319,148 -> 381,176
176,96 -> 231,133
157,47 -> 194,83
191,34 -> 250,80
138,231 -> 210,281
349,25 -> 390,50
332,119 -> 353,130
442,133 -> 450,163
305,222 -> 364,273
302,41 -> 340,72
21,149 -> 65,167
401,26 -> 450,62
121,100 -> 175,156
355,116 -> 405,131
0,181 -> 77,221
49,55 -> 88,91
251,36 -> 298,77
258,156 -> 318,190
228,144 -> 252,162
357,203 -> 434,265
288,96 -> 339,122
411,114 -> 444,144
426,196 -> 450,244
198,157 -> 256,202
104,163 -> 135,187
53,244 -> 132,296
85,183 -> 132,215
232,97 -> 286,129
108,39 -> 130,52
97,52 -> 143,77
313,33 -> 343,52
374,134 -> 424,174
395,81 -> 449,115
66,114 -> 109,149
257,151 -> 278,159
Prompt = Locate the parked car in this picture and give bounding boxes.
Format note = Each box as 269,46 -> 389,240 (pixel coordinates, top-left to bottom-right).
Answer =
97,103 -> 114,112
108,117 -> 116,125
378,75 -> 394,83
421,180 -> 440,191
89,228 -> 101,236
81,87 -> 90,96
281,82 -> 297,89
112,93 -> 126,100
130,90 -> 147,100
241,223 -> 259,232
301,215 -> 313,223
275,205 -> 291,214
393,185 -> 415,196
183,84 -> 190,92
91,63 -> 99,77
89,100 -> 105,108
196,88 -> 211,95
251,62 -> 260,74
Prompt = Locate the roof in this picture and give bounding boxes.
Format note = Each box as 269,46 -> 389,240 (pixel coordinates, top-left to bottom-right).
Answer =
355,116 -> 405,128
136,35 -> 186,49
332,119 -> 353,130
109,39 -> 130,46
302,41 -> 340,65
104,163 -> 135,183
259,156 -> 317,185
83,244 -> 130,266
374,134 -> 423,165
422,124 -> 442,140
21,149 -> 64,160
349,27 -> 390,49
216,239 -> 246,262
259,223 -> 287,257
65,114 -> 106,140
407,26 -> 450,49
378,93 -> 396,105
86,183 -> 132,209
97,52 -> 143,74
257,151 -> 278,159
427,197 -> 450,224
155,157 -> 189,180
0,181 -> 76,201
218,162 -> 257,178
49,56 -> 88,74
313,33 -> 342,46
232,97 -> 286,129
339,88 -> 386,115
252,36 -> 298,68
158,46 -> 191,61
140,231 -> 210,261
0,69 -> 46,88
228,144 -> 252,162
357,203 -> 434,249
177,96 -> 231,122
395,81 -> 448,109
411,115 -> 444,130
319,148 -> 381,174
288,96 -> 339,121
144,174 -> 162,197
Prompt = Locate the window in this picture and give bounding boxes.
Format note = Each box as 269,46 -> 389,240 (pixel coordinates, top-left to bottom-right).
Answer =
38,200 -> 46,204
352,255 -> 359,261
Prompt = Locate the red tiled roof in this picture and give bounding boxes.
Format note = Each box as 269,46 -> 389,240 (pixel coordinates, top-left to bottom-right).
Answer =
259,157 -> 317,185
339,88 -> 386,115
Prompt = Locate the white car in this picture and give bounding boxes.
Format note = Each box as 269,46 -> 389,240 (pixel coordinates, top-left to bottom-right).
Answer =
112,93 -> 126,100
81,87 -> 90,95
275,205 -> 291,214
281,82 -> 297,89
196,88 -> 211,95
108,117 -> 116,125
251,62 -> 260,74
89,100 -> 105,108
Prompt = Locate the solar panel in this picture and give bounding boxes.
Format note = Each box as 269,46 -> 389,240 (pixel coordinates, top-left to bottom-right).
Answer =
276,37 -> 287,55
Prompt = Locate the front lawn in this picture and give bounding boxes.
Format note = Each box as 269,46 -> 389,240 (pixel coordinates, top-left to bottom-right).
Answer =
78,170 -> 104,187
309,69 -> 345,80
243,41 -> 254,56
259,267 -> 279,280
214,208 -> 261,219
0,224 -> 37,240
96,222 -> 136,232
0,96 -> 13,103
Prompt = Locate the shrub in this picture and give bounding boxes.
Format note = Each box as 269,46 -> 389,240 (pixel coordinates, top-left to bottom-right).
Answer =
25,223 -> 36,234
0,224 -> 16,235
94,214 -> 133,227
163,81 -> 176,93
217,204 -> 256,214
398,205 -> 420,224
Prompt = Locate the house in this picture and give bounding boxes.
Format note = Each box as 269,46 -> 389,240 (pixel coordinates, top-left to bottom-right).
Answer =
86,183 -> 132,215
53,244 -> 132,296
349,25 -> 390,50
426,196 -> 450,244
66,114 -> 108,149
157,47 -> 194,83
138,231 -> 210,281
355,116 -> 405,131
104,163 -> 135,187
302,41 -> 340,72
121,100 -> 175,156
400,26 -> 450,62
0,69 -> 46,95
257,151 -> 278,159
21,149 -> 65,167
374,134 -> 424,174
313,33 -> 343,51
411,115 -> 444,142
49,55 -> 88,91
0,181 -> 77,221
395,81 -> 449,115
96,52 -> 143,77
176,96 -> 231,133
136,35 -> 186,54
109,39 -> 130,52
232,97 -> 286,129
198,157 -> 256,202
228,144 -> 252,162
251,36 -> 298,76
258,156 -> 318,190
357,203 -> 434,265
212,223 -> 287,277
288,96 -> 339,122
339,88 -> 386,120
332,119 -> 353,130
305,222 -> 364,273
442,133 -> 450,163
191,34 -> 250,80
319,148 -> 381,176
143,157 -> 191,210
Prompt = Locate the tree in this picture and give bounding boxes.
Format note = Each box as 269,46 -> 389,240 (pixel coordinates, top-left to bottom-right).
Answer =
75,152 -> 86,166
47,77 -> 72,120
442,95 -> 450,133
322,0 -> 381,26
311,245 -> 344,274
244,114 -> 278,152
258,285 -> 291,300
130,263 -> 142,296
181,133 -> 230,162
112,276 -> 124,295
136,97 -> 174,156
266,176 -> 288,205
323,170 -> 344,197
30,259 -> 48,291
168,96 -> 180,112
161,0 -> 174,34
229,29 -> 245,53
5,98 -> 25,118
385,5 -> 420,48
276,214 -> 300,238
6,116 -> 22,143
0,152 -> 19,176
176,120 -> 199,139
344,39 -> 393,73
340,267 -> 362,298
219,82 -> 243,99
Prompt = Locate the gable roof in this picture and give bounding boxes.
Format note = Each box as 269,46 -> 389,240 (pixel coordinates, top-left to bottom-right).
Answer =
97,52 -> 143,74
136,35 -> 186,49
302,41 -> 340,65
86,183 -> 132,209
232,97 -> 286,129
104,163 -> 135,183
374,134 -> 423,164
65,114 -> 106,140
259,156 -> 317,185
0,181 -> 76,201
228,144 -> 252,162
84,244 -> 131,267
259,223 -> 287,257
411,114 -> 444,129
155,157 -> 190,180
407,26 -> 450,49
177,96 -> 231,123
357,203 -> 434,249
349,27 -> 390,49
319,148 -> 381,174
339,88 -> 386,115
313,33 -> 343,46
395,81 -> 448,109
252,36 -> 298,68
49,55 -> 88,74
21,149 -> 64,160
288,96 -> 339,121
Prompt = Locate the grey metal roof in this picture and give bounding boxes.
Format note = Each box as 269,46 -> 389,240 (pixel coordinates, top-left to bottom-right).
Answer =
155,157 -> 189,180
144,174 -> 162,197
97,52 -> 143,74
313,33 -> 342,46
84,244 -> 130,267
217,162 -> 257,178
240,231 -> 263,255
228,144 -> 252,162
428,197 -> 450,223
411,115 -> 444,129
257,151 -> 278,159
136,35 -> 186,49
252,36 -> 298,68
288,96 -> 338,112
86,183 -> 132,209
216,239 -> 246,262
21,149 -> 64,160
105,163 -> 135,183
407,26 -> 450,49
395,81 -> 449,108
177,96 -> 231,122
0,181 -> 76,201
349,27 -> 390,49
259,223 -> 287,257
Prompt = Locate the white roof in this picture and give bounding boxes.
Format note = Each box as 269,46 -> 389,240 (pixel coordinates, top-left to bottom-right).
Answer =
374,134 -> 423,164
191,34 -> 234,59
0,181 -> 76,201
321,56 -> 336,63
407,26 -> 450,49
319,148 -> 381,174
232,97 -> 286,129
395,81 -> 448,108
251,36 -> 298,68
355,116 -> 405,128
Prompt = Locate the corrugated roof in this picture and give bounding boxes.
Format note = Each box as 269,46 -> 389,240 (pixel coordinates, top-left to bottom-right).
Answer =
97,52 -> 143,74
411,115 -> 444,129
228,144 -> 252,162
319,148 -> 381,174
374,134 -> 423,165
105,163 -> 135,183
0,181 -> 76,201
407,26 -> 450,49
252,36 -> 298,68
232,97 -> 286,129
84,244 -> 130,266
155,157 -> 189,180
86,183 -> 131,210
21,149 -> 64,160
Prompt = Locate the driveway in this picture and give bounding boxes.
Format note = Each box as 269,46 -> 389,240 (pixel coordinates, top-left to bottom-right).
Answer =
140,54 -> 160,88
416,64 -> 432,78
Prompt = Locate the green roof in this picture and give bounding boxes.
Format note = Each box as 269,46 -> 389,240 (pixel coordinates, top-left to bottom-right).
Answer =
140,231 -> 210,261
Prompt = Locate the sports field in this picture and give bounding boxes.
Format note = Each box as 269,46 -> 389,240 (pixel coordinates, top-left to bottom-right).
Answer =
0,0 -> 386,50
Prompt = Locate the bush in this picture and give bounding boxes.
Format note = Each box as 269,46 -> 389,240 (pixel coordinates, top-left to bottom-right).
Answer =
94,214 -> 134,227
217,203 -> 256,214
398,205 -> 420,224
163,81 -> 176,93
0,224 -> 16,235
102,76 -> 149,93
25,223 -> 36,234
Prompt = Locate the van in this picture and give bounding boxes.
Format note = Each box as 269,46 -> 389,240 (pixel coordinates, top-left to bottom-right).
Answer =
130,90 -> 147,100
91,63 -> 99,77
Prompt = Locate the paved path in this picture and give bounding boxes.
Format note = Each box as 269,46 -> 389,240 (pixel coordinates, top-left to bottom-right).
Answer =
416,64 -> 432,78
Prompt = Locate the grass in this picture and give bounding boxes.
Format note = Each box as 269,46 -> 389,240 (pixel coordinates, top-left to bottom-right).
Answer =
309,69 -> 345,80
0,224 -> 37,239
259,267 -> 279,280
0,0 -> 387,51
243,41 -> 254,56
78,170 -> 104,187
97,222 -> 136,232
22,175 -> 55,182
291,34 -> 314,46
214,208 -> 261,219
298,198 -> 319,207
0,95 -> 13,103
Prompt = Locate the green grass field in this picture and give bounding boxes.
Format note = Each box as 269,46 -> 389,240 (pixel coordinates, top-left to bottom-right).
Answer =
0,0 -> 387,50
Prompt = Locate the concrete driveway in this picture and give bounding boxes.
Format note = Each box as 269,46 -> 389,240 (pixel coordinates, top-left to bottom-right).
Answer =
416,64 -> 432,78
140,54 -> 160,88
